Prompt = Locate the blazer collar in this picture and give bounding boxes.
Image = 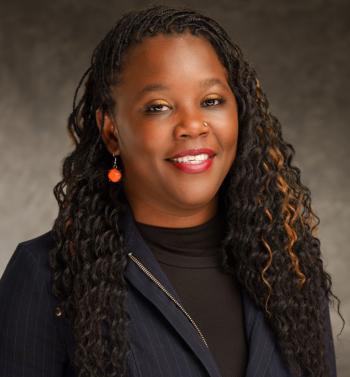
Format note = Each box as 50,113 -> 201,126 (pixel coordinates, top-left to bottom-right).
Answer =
120,200 -> 277,377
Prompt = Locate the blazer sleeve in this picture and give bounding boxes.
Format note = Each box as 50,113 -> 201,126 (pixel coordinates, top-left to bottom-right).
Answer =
0,242 -> 68,377
324,299 -> 337,377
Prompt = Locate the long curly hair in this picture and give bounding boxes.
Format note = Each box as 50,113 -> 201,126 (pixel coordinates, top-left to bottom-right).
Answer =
48,4 -> 344,377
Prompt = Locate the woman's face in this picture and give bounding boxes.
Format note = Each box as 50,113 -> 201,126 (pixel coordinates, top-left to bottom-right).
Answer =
98,32 -> 239,226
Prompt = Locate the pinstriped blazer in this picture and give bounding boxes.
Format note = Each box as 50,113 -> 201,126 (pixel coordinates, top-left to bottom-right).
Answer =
0,201 -> 337,377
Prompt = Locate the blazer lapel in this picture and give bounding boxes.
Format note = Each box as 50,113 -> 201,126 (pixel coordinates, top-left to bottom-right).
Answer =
120,200 -> 280,377
120,201 -> 222,377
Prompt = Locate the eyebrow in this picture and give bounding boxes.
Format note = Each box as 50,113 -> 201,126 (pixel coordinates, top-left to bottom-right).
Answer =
135,78 -> 228,100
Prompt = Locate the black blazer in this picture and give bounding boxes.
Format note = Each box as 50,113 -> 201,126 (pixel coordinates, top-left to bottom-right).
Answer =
0,202 -> 337,377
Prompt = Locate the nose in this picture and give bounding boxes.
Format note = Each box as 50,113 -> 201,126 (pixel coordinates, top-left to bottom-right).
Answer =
173,110 -> 209,139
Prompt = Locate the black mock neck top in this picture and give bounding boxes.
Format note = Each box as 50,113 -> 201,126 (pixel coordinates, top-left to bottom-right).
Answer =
135,212 -> 248,377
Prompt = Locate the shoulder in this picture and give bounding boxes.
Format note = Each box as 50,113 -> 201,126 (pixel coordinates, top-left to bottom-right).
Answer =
0,229 -> 64,334
0,231 -> 71,374
15,230 -> 55,263
7,230 -> 54,271
0,230 -> 56,298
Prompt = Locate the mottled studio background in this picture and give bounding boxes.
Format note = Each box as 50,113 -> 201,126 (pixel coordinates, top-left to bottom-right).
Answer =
0,0 -> 349,375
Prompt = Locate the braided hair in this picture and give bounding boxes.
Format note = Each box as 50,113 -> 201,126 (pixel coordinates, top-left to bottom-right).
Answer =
49,4 -> 344,377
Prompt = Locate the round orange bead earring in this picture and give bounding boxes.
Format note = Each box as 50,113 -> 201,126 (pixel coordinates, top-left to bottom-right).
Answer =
108,153 -> 122,183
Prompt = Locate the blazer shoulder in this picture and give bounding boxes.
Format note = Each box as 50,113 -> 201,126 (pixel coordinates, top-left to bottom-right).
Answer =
0,230 -> 70,376
1,230 -> 55,290
17,230 -> 55,259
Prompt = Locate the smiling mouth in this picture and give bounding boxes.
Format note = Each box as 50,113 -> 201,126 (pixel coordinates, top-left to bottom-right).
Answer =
166,156 -> 214,163
165,154 -> 215,173
165,153 -> 215,163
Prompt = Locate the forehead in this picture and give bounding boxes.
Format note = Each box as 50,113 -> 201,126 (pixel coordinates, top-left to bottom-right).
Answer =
117,32 -> 228,86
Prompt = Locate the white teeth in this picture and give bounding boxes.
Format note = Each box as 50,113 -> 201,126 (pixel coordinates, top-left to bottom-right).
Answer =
170,154 -> 210,163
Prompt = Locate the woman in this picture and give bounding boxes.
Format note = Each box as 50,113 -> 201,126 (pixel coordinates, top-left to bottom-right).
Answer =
0,4 -> 343,377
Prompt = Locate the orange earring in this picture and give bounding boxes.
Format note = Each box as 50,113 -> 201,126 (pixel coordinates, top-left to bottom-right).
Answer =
108,153 -> 122,182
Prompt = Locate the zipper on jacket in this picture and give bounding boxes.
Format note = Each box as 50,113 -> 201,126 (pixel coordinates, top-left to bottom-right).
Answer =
127,252 -> 209,349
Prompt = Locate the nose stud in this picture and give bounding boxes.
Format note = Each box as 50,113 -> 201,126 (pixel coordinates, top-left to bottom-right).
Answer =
203,121 -> 208,127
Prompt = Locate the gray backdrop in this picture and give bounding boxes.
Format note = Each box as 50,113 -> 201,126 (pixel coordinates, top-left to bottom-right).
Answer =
0,0 -> 349,375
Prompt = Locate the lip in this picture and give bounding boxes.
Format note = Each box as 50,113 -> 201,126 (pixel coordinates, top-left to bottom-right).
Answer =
166,148 -> 216,159
167,157 -> 214,174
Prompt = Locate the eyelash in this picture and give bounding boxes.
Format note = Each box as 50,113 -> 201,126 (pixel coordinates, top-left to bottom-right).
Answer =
144,97 -> 226,114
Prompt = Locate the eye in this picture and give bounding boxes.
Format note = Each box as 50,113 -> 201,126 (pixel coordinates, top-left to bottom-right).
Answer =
144,102 -> 171,114
202,97 -> 226,107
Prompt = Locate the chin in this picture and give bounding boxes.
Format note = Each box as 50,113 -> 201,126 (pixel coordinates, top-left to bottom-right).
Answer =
171,190 -> 217,209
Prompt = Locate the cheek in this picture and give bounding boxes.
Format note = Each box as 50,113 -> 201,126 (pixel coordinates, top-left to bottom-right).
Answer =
229,123 -> 239,149
220,113 -> 239,151
141,126 -> 169,153
122,122 -> 169,159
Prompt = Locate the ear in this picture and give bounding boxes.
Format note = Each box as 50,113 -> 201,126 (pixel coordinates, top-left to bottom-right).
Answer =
96,109 -> 120,155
